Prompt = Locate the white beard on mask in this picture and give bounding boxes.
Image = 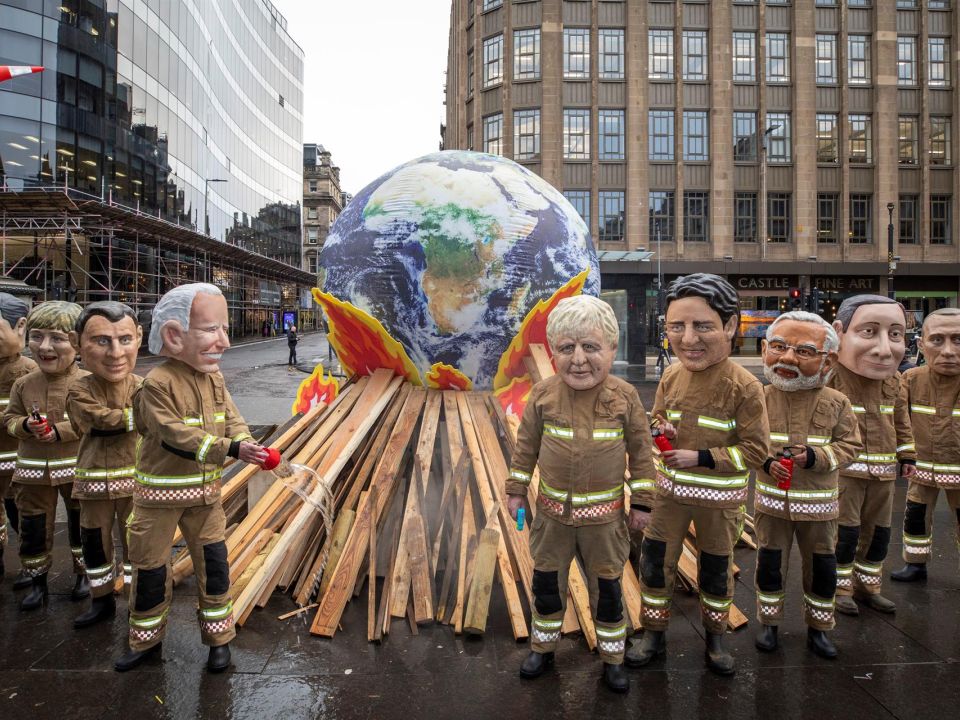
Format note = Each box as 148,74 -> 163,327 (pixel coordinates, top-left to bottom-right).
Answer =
763,361 -> 825,391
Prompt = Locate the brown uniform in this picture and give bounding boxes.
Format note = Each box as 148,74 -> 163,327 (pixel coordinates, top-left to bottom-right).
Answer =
507,374 -> 656,664
827,364 -> 916,596
641,359 -> 769,634
898,365 -> 960,565
3,364 -> 89,577
127,358 -> 253,651
67,373 -> 142,598
0,353 -> 36,552
755,385 -> 861,631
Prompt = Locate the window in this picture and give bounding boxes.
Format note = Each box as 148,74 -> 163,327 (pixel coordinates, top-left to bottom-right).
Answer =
649,191 -> 675,242
816,34 -> 838,84
735,193 -> 758,242
849,195 -> 872,244
564,190 -> 590,229
768,193 -> 791,243
848,35 -> 871,85
898,117 -> 918,164
931,195 -> 952,244
467,50 -> 475,95
482,0 -> 501,10
307,207 -> 318,220
929,38 -> 950,88
684,192 -> 709,242
308,254 -> 318,274
848,0 -> 871,6
599,29 -> 624,79
514,29 -> 541,80
598,191 -> 625,242
513,109 -> 540,161
563,109 -> 591,160
733,111 -> 758,161
848,114 -> 873,164
766,33 -> 790,83
648,110 -> 675,161
599,109 -> 625,160
816,114 -> 839,163
733,32 -> 757,81
929,0 -> 950,8
931,117 -> 952,165
816,0 -> 838,5
649,30 -> 674,80
683,111 -> 709,161
897,1 -> 918,7
897,36 -> 917,85
817,194 -> 839,243
483,34 -> 503,87
766,113 -> 792,163
564,28 -> 590,79
682,30 -> 708,81
307,228 -> 319,244
308,180 -> 317,192
483,113 -> 503,155
467,124 -> 474,151
899,195 -> 918,244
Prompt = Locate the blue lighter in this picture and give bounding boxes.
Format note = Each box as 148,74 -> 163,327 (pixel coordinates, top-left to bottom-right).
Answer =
516,507 -> 525,531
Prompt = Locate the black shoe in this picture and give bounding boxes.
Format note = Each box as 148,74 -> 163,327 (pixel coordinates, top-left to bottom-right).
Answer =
705,632 -> 736,676
755,624 -> 779,652
12,569 -> 32,590
519,651 -> 554,679
807,628 -> 838,659
891,563 -> 927,583
207,644 -> 231,674
603,663 -> 630,693
114,643 -> 162,672
624,630 -> 666,668
20,574 -> 48,611
74,594 -> 116,629
71,574 -> 90,601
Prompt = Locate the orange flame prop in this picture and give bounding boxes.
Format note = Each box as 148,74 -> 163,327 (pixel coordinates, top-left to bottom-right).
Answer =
311,289 -> 422,385
493,375 -> 534,418
292,365 -> 340,415
493,268 -> 591,390
426,362 -> 472,391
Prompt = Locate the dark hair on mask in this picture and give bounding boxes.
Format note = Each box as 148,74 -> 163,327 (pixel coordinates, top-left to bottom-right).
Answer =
665,273 -> 741,327
834,295 -> 906,332
0,293 -> 30,327
75,301 -> 139,337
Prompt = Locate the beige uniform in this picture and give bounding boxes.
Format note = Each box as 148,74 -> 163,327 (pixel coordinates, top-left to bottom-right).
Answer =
642,359 -> 769,634
827,364 -> 916,596
898,365 -> 960,565
507,375 -> 656,663
0,353 -> 36,551
67,373 -> 142,598
127,359 -> 252,651
755,385 -> 861,630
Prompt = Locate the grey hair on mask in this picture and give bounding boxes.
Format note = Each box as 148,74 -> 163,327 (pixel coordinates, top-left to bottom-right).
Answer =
546,295 -> 619,350
148,283 -> 222,354
834,294 -> 905,332
0,292 -> 29,327
767,310 -> 839,353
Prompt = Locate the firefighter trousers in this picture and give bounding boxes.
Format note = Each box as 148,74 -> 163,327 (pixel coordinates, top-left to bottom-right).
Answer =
15,482 -> 83,577
900,482 -> 960,565
79,496 -> 133,599
837,476 -> 895,597
0,473 -> 12,550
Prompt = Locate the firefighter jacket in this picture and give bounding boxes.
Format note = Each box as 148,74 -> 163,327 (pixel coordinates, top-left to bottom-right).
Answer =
66,373 -> 143,500
133,358 -> 253,508
756,385 -> 862,521
3,363 -> 88,486
900,365 -> 960,489
826,363 -> 916,481
0,353 -> 37,476
506,374 -> 656,526
651,359 -> 769,509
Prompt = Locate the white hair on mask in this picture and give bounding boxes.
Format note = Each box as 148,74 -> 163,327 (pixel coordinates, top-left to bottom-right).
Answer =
546,295 -> 619,351
766,310 -> 839,353
148,283 -> 223,354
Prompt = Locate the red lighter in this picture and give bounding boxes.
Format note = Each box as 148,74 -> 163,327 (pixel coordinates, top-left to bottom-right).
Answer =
652,429 -> 674,453
778,448 -> 794,491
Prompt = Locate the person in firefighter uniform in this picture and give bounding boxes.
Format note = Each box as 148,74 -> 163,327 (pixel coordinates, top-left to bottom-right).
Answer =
506,295 -> 656,693
625,274 -> 769,676
66,302 -> 143,628
3,301 -> 88,610
827,295 -> 915,616
891,308 -> 960,583
114,283 -> 268,673
0,293 -> 37,584
753,311 -> 861,659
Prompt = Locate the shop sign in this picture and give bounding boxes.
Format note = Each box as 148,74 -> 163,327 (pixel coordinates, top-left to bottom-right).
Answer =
258,280 -> 281,306
730,276 -> 797,290
812,277 -> 877,292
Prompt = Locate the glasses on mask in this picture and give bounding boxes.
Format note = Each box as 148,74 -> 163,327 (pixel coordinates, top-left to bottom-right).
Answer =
767,340 -> 828,361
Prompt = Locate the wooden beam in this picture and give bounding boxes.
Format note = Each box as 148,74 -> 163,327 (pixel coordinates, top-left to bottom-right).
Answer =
463,526 -> 500,635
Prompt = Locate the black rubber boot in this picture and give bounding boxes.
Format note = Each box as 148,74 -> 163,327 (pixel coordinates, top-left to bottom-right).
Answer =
4,497 -> 18,534
624,630 -> 666,667
891,563 -> 927,583
603,663 -> 630,693
74,594 -> 116,629
835,595 -> 859,616
807,628 -> 838,659
12,569 -> 32,590
207,643 -> 231,674
20,574 -> 48,611
71,574 -> 90,601
705,632 -> 736,676
755,624 -> 779,652
519,651 -> 554,679
855,592 -> 896,614
114,643 -> 162,672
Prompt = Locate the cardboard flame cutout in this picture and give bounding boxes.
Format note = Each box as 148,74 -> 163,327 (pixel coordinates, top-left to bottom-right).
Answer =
292,365 -> 340,414
426,362 -> 473,391
493,376 -> 534,419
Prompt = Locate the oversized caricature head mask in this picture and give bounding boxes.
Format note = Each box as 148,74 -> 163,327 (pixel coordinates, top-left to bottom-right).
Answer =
0,292 -> 29,359
762,311 -> 838,391
71,301 -> 142,383
832,295 -> 907,380
150,283 -> 230,373
664,273 -> 740,372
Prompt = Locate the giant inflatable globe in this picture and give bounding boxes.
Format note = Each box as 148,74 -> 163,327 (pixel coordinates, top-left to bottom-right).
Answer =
313,150 -> 600,393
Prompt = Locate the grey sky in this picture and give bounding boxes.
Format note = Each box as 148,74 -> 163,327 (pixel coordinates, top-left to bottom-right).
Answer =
272,0 -> 451,196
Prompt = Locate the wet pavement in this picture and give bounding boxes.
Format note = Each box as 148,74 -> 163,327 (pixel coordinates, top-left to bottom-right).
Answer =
1,337 -> 958,719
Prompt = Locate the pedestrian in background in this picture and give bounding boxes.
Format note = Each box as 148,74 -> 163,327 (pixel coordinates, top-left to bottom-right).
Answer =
287,325 -> 299,371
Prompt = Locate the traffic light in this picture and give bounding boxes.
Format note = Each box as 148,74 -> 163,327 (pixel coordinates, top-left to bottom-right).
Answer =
788,287 -> 802,310
809,287 -> 822,315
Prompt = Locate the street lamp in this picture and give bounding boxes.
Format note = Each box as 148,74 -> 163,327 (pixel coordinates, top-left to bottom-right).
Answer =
759,124 -> 781,261
204,178 -> 227,237
886,202 -> 896,299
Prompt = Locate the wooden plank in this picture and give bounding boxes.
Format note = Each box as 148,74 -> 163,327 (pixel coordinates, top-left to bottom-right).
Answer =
728,603 -> 749,630
452,494 -> 477,633
308,508 -> 355,602
407,511 -> 434,624
435,456 -> 469,623
229,528 -> 274,584
566,561 -> 597,651
527,343 -> 555,381
375,482 -> 405,643
367,488 -> 378,642
622,560 -> 643,632
463,526 -> 500,635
